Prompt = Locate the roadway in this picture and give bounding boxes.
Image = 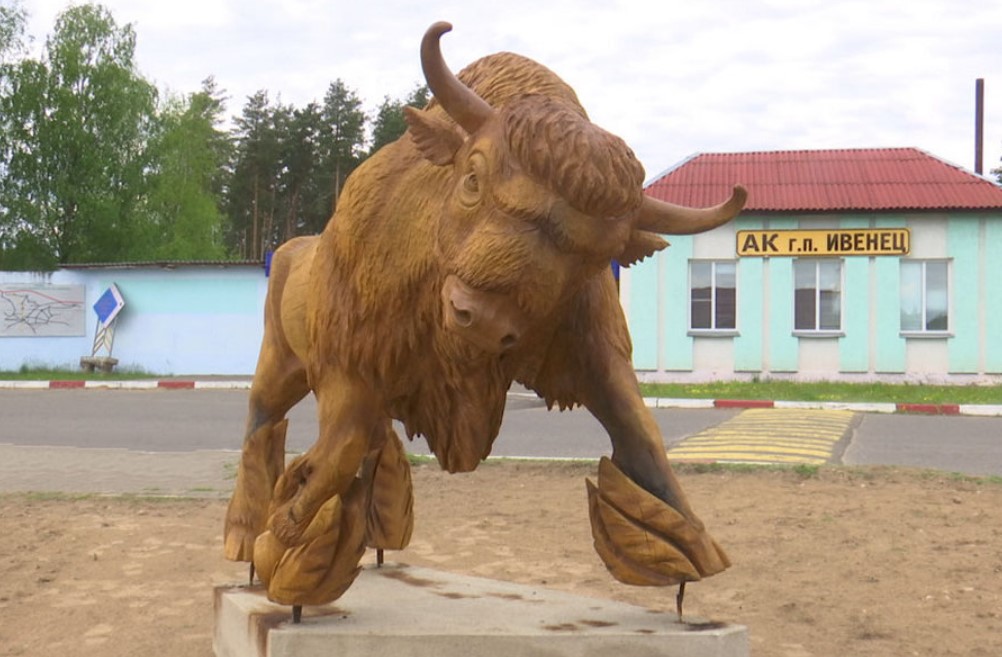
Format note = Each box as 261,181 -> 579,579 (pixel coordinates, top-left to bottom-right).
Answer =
1,388 -> 1000,477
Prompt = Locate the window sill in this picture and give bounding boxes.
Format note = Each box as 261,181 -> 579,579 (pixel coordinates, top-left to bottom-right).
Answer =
900,331 -> 953,339
688,330 -> 740,338
793,330 -> 844,339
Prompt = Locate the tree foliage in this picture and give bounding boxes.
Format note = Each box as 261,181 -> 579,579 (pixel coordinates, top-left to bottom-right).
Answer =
224,79 -> 372,258
0,2 -> 430,269
144,78 -> 231,260
317,80 -> 366,218
0,3 -> 159,267
225,90 -> 282,260
0,0 -> 27,64
369,85 -> 429,155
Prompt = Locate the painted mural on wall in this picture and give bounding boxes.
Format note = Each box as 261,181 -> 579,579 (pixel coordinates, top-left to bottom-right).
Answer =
0,284 -> 86,337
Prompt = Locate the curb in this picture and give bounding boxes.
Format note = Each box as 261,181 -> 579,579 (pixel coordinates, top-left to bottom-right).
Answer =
0,380 -> 252,390
2,381 -> 1001,416
645,397 -> 1002,417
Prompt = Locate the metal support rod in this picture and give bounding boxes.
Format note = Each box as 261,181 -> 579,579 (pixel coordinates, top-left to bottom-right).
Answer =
975,78 -> 985,175
292,605 -> 303,624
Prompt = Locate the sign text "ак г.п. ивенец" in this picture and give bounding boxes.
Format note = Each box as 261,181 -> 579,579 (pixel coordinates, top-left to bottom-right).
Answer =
736,228 -> 910,257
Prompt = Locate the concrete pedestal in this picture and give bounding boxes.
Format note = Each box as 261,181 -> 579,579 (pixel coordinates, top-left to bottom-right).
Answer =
214,563 -> 748,657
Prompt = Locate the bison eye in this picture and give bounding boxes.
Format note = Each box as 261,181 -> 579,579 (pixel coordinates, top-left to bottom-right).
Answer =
459,153 -> 486,206
463,172 -> 479,195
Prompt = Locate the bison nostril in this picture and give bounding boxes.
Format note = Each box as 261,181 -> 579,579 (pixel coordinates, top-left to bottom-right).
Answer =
500,333 -> 518,350
452,304 -> 474,327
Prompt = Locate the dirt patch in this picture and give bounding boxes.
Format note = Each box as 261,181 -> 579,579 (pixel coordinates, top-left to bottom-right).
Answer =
2,461 -> 1001,656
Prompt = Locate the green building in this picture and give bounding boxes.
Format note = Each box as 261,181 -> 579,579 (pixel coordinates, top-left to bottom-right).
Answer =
623,148 -> 1002,383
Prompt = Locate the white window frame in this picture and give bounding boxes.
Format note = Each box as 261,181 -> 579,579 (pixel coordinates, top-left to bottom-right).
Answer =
900,259 -> 951,337
688,260 -> 738,336
793,258 -> 843,337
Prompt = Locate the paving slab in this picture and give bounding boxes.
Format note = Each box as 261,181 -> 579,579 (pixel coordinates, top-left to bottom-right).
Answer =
0,444 -> 238,496
214,563 -> 748,657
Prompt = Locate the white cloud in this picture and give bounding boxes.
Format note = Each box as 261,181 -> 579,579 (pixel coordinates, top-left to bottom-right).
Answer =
22,0 -> 1002,177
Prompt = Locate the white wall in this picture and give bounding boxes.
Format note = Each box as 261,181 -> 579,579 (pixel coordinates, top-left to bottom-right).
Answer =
0,265 -> 268,374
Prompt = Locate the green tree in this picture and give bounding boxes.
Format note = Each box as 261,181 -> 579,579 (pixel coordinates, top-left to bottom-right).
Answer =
274,102 -> 324,242
0,0 -> 26,63
0,3 -> 158,268
226,90 -> 283,259
0,1 -> 33,266
316,79 -> 366,218
369,84 -> 429,155
143,77 -> 230,259
220,81 -> 429,253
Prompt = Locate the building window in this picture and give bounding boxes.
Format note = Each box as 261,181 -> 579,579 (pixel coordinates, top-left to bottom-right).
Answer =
900,260 -> 949,332
690,260 -> 736,331
794,259 -> 841,332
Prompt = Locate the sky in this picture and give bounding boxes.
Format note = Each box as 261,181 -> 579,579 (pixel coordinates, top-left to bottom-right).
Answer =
24,0 -> 1002,183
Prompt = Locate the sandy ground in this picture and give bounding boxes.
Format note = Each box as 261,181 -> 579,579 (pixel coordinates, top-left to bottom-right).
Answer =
2,460 -> 1001,657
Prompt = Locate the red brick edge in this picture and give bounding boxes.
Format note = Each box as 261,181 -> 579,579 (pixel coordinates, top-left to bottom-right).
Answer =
157,380 -> 196,389
49,380 -> 86,389
713,399 -> 776,409
895,403 -> 961,415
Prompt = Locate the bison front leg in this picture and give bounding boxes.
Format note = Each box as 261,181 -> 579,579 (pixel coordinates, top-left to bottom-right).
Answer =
582,356 -> 730,587
250,372 -> 379,607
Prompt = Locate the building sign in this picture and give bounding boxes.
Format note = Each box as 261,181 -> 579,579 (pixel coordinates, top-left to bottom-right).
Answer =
0,284 -> 86,337
736,228 -> 910,257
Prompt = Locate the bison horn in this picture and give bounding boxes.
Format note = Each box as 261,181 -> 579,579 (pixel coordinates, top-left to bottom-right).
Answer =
421,22 -> 495,135
634,185 -> 747,235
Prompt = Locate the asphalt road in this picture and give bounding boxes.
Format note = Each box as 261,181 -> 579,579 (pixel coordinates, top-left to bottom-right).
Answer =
845,413 -> 1002,477
1,389 -> 1000,476
0,389 -> 737,456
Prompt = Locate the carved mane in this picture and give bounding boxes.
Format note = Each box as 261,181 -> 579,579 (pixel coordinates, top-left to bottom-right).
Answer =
306,51 -> 640,473
436,52 -> 646,217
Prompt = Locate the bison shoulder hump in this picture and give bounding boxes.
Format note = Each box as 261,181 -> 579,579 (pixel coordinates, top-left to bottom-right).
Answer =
454,52 -> 584,112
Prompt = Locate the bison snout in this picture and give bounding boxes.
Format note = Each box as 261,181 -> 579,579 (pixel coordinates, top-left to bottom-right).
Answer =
442,275 -> 525,355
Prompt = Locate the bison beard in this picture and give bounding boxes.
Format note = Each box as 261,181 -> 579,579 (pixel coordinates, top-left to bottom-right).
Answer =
306,166 -> 512,473
225,22 -> 741,613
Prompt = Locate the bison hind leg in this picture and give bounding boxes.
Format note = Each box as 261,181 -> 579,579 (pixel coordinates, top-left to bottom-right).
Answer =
224,418 -> 290,562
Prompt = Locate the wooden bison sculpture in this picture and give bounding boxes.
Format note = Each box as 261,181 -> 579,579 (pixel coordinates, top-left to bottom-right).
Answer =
224,21 -> 745,611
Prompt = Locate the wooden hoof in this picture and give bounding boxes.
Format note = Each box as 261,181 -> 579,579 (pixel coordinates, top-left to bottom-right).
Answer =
252,479 -> 368,607
586,457 -> 730,587
365,430 -> 415,552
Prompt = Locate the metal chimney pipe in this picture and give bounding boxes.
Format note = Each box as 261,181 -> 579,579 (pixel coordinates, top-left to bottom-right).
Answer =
975,78 -> 984,174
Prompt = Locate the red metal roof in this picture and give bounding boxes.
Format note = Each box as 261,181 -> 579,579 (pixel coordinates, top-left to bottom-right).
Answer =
645,148 -> 1002,213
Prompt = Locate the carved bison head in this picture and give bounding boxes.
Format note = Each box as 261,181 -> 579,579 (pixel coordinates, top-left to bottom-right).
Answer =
404,22 -> 746,355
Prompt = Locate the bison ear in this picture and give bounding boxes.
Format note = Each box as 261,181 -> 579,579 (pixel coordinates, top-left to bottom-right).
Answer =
618,229 -> 670,266
404,106 -> 465,166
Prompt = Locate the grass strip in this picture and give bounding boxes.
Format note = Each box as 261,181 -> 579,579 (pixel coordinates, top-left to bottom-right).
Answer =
640,380 -> 1002,405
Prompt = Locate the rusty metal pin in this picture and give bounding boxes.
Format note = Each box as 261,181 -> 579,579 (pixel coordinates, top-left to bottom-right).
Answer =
249,563 -> 255,586
676,581 -> 686,620
292,605 -> 302,624
377,548 -> 384,567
